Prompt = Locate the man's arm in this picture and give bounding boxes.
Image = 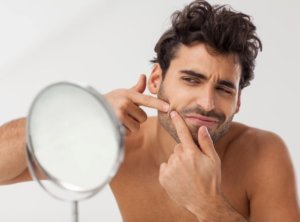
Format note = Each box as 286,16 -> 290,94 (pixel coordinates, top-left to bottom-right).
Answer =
0,118 -> 31,185
247,131 -> 300,221
0,76 -> 169,186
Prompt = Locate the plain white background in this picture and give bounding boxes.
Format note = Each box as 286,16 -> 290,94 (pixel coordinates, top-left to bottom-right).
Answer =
0,0 -> 299,221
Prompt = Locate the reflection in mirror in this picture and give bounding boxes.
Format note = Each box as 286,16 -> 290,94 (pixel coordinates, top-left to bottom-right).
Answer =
26,82 -> 124,222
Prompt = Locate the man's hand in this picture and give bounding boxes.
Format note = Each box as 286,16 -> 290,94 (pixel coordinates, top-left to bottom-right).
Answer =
158,110 -> 223,219
105,74 -> 169,134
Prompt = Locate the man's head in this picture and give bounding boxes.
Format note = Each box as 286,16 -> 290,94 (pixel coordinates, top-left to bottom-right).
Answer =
148,0 -> 262,144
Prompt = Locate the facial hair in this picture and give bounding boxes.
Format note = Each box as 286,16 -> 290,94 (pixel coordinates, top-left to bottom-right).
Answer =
157,84 -> 234,145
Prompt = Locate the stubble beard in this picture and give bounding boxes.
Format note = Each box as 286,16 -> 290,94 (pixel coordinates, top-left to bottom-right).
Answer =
157,84 -> 234,145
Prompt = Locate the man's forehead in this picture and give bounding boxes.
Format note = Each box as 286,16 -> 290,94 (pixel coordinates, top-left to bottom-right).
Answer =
170,43 -> 242,83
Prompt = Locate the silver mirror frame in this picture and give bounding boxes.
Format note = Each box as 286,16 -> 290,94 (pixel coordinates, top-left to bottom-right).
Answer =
26,81 -> 124,203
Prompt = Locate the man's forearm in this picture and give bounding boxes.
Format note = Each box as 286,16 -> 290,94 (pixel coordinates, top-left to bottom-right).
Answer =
0,118 -> 27,183
192,195 -> 247,222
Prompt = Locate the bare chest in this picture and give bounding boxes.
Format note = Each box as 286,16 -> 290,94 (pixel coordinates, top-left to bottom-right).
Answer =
110,163 -> 249,222
111,170 -> 198,222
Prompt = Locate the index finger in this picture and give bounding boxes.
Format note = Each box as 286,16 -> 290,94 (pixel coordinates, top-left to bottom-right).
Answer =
129,91 -> 169,112
170,111 -> 196,149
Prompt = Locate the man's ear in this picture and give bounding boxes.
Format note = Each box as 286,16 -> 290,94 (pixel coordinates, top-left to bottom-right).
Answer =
148,63 -> 163,95
235,92 -> 241,114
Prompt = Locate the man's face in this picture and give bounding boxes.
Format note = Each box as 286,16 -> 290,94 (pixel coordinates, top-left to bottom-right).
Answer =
156,43 -> 241,144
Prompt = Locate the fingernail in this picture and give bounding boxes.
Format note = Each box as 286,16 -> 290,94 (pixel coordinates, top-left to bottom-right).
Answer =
163,104 -> 170,112
170,111 -> 176,118
201,126 -> 209,137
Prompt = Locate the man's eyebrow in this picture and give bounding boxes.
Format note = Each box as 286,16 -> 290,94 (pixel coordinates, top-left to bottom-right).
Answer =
180,69 -> 237,90
179,70 -> 207,80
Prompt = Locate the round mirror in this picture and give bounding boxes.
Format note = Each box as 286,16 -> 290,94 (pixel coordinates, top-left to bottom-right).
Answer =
26,82 -> 124,221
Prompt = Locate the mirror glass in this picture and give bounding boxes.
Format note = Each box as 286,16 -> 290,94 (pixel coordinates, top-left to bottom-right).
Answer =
26,82 -> 124,201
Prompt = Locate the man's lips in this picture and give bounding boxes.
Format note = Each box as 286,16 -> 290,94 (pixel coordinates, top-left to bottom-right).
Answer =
184,114 -> 219,128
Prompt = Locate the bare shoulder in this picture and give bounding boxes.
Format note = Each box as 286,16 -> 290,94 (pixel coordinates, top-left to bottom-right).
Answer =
227,122 -> 290,159
223,122 -> 295,187
227,122 -> 300,221
237,122 -> 294,180
228,122 -> 294,177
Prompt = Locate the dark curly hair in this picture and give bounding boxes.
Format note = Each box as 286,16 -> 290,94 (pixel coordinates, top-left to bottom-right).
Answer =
151,0 -> 262,89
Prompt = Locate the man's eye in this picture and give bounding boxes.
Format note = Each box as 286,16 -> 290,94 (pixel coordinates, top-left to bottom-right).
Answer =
216,87 -> 232,95
182,77 -> 200,84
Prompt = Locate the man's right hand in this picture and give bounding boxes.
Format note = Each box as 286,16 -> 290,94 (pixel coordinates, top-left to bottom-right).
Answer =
104,74 -> 169,134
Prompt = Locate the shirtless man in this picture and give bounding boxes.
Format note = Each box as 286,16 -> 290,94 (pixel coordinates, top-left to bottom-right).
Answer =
0,1 -> 299,221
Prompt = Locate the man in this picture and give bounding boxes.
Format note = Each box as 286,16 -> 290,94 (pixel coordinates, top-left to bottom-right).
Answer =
0,0 -> 299,221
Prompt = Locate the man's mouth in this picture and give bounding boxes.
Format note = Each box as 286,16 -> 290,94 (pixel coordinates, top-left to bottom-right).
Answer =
184,114 -> 219,128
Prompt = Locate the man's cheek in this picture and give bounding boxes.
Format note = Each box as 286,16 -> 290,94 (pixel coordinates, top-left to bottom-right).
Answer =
168,104 -> 187,121
166,100 -> 179,116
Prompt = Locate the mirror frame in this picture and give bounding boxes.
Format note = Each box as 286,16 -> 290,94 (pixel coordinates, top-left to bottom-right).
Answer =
26,81 -> 124,202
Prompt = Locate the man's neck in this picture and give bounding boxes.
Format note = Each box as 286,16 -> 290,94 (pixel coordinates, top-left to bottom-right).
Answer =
150,117 -> 177,167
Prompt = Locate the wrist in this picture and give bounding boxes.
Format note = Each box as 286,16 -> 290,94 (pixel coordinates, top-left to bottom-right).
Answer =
189,195 -> 246,222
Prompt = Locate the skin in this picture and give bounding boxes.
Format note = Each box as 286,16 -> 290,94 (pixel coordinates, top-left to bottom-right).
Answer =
0,118 -> 27,183
0,43 -> 299,221
110,43 -> 300,221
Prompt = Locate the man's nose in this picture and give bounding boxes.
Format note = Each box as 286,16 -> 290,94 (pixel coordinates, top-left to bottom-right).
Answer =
196,86 -> 215,112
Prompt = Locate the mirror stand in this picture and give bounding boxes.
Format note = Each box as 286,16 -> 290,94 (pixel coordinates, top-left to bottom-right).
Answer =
72,201 -> 78,222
